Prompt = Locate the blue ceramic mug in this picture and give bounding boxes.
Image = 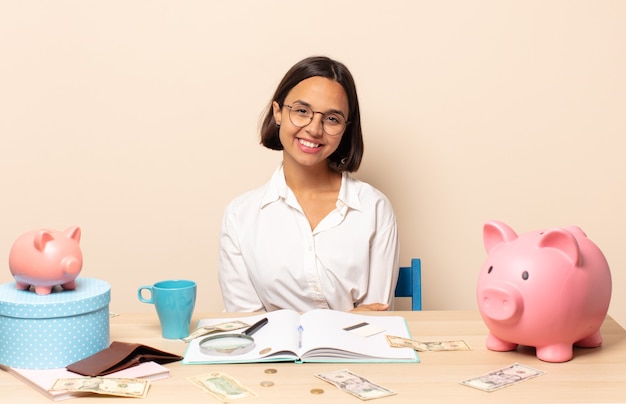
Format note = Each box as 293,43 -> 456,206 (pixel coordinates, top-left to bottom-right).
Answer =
138,280 -> 196,339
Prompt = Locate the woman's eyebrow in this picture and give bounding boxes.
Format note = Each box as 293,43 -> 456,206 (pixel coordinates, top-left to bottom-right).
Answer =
287,99 -> 311,107
288,99 -> 347,117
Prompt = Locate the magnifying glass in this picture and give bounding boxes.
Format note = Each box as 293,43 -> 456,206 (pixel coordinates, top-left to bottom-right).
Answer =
199,317 -> 269,356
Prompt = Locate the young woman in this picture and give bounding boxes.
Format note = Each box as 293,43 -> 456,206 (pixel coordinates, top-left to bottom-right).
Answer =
218,56 -> 399,312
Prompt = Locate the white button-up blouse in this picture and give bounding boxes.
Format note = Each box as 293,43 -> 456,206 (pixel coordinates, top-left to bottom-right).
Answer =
218,165 -> 400,312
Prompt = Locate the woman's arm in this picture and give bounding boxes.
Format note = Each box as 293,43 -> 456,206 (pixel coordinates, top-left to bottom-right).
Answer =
218,204 -> 265,312
354,196 -> 400,311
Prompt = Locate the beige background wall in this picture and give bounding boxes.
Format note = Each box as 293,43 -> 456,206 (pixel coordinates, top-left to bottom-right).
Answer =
1,1 -> 624,327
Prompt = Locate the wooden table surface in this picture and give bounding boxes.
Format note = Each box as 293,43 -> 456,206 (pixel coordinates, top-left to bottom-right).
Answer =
1,310 -> 625,403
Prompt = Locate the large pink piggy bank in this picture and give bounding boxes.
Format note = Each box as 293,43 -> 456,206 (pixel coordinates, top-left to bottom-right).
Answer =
9,226 -> 83,295
477,220 -> 612,362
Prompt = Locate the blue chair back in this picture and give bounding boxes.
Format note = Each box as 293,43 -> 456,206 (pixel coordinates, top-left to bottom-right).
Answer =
394,258 -> 422,310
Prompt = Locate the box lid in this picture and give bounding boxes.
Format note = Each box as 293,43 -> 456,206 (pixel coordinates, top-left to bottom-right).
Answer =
0,277 -> 110,319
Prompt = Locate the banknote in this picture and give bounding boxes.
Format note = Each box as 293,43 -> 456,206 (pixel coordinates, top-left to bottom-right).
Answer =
385,335 -> 471,351
182,320 -> 250,342
50,377 -> 150,398
460,363 -> 545,392
316,369 -> 396,400
188,371 -> 258,401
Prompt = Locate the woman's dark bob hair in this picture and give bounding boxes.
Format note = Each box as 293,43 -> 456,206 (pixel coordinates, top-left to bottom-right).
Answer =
259,56 -> 363,173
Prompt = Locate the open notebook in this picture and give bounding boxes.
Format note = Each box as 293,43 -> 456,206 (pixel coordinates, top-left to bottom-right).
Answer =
183,309 -> 419,364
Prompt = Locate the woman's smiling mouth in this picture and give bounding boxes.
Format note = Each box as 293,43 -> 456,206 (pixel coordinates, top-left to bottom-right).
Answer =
298,138 -> 321,148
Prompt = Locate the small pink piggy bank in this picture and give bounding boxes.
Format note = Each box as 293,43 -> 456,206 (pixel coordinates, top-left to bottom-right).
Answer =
477,220 -> 612,362
9,226 -> 83,295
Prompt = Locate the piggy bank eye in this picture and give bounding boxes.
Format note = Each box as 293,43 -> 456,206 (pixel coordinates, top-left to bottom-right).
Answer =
487,266 -> 493,274
522,271 -> 529,280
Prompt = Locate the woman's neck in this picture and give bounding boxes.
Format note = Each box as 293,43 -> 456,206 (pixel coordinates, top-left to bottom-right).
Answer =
282,158 -> 341,194
282,158 -> 342,230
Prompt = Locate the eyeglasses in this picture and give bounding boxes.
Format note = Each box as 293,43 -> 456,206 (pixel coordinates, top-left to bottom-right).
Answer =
283,104 -> 349,136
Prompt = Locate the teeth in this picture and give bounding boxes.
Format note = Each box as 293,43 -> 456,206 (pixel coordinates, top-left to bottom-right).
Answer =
299,138 -> 320,148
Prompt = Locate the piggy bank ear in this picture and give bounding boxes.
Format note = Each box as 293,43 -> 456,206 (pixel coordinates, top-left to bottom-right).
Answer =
483,220 -> 518,253
33,230 -> 55,252
64,226 -> 82,243
538,228 -> 581,266
564,225 -> 587,239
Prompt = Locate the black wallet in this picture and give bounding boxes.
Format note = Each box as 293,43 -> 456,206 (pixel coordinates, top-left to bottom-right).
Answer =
66,341 -> 183,376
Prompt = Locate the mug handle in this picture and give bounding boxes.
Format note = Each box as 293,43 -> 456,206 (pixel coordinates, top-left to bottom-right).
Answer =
137,286 -> 154,303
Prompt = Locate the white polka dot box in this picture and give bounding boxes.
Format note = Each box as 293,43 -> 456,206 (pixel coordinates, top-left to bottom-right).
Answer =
0,277 -> 110,369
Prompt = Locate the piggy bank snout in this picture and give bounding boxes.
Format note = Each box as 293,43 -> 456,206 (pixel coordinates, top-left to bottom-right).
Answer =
62,256 -> 82,275
478,284 -> 523,323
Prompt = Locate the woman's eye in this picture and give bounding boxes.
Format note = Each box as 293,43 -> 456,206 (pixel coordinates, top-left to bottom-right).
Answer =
325,115 -> 341,124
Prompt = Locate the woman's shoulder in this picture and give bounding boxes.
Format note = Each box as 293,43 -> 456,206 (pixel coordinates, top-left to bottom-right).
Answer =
227,164 -> 288,211
225,182 -> 270,211
342,174 -> 396,222
344,174 -> 392,203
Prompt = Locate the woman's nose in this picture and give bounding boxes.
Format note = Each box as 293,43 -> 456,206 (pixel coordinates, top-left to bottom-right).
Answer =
306,113 -> 325,136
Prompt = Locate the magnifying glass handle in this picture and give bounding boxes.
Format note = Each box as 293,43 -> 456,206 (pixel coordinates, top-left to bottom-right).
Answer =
244,317 -> 269,336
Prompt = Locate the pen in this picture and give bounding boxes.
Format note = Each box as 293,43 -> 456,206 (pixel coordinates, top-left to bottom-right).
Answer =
298,325 -> 304,348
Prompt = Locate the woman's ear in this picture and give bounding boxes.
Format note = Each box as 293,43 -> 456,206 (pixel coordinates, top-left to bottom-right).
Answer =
272,101 -> 282,126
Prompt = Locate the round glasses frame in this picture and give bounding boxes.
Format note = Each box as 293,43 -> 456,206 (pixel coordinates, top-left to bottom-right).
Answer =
283,104 -> 349,136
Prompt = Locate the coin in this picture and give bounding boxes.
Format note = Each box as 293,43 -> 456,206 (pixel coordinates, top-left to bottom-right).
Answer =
259,347 -> 271,355
260,381 -> 274,387
310,388 -> 324,394
264,368 -> 278,374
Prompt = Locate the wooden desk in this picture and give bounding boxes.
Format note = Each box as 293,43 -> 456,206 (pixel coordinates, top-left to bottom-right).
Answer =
1,311 -> 625,403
